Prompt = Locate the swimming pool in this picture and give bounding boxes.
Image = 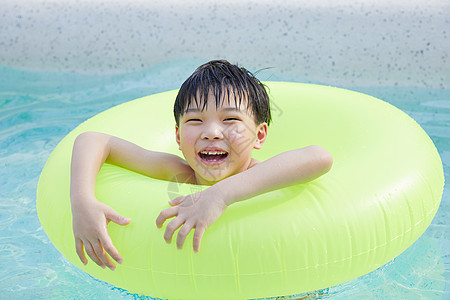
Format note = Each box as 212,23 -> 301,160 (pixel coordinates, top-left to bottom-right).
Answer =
1,0 -> 449,299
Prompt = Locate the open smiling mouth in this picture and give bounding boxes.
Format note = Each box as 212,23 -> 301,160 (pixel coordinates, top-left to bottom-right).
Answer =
198,151 -> 229,165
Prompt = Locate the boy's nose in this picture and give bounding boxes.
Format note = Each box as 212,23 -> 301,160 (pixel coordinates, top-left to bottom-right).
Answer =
201,123 -> 224,140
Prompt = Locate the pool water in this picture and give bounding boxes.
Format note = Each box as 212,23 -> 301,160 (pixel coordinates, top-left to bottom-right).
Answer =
0,58 -> 449,299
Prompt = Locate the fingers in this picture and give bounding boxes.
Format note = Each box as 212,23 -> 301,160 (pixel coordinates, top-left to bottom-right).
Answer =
114,215 -> 132,225
176,222 -> 195,250
108,212 -> 131,226
156,201 -> 208,252
168,196 -> 184,206
83,239 -> 106,269
76,234 -> 122,270
75,238 -> 88,265
156,206 -> 178,228
73,202 -> 129,270
89,239 -> 117,271
166,220 -> 202,252
100,233 -> 123,265
193,224 -> 206,253
164,219 -> 205,252
164,217 -> 186,244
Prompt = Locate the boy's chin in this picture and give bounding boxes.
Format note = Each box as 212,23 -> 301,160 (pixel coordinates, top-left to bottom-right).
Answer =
196,171 -> 229,185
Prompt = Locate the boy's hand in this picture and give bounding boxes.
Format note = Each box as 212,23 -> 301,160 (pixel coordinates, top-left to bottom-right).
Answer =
71,197 -> 131,270
155,188 -> 228,252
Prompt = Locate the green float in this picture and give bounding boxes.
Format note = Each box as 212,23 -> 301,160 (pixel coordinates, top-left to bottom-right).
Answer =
37,82 -> 444,300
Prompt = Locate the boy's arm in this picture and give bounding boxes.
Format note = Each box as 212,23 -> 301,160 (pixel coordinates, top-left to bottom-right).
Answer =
71,131 -> 193,202
71,131 -> 193,270
218,145 -> 333,206
156,145 -> 333,252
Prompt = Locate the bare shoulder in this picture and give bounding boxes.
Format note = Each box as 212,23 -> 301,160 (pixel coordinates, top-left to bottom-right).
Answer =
247,158 -> 260,169
164,156 -> 196,184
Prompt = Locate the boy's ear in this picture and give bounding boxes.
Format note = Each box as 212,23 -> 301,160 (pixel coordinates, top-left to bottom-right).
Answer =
175,125 -> 181,149
253,122 -> 268,150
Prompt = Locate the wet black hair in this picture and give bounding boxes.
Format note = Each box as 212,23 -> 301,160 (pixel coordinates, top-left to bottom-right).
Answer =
173,60 -> 271,127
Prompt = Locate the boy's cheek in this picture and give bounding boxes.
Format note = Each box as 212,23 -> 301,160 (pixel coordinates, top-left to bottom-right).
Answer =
231,132 -> 255,150
227,129 -> 245,144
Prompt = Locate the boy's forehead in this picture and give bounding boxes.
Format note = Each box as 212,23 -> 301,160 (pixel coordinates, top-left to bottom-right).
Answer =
186,101 -> 248,112
186,90 -> 251,113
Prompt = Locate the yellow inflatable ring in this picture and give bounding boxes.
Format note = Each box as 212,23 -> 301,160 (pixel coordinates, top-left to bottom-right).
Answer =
36,82 -> 444,300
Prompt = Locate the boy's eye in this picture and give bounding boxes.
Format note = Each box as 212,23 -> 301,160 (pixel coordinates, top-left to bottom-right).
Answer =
224,118 -> 239,121
186,119 -> 202,122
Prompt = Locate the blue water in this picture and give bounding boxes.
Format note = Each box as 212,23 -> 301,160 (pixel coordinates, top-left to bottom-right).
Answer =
0,59 -> 449,299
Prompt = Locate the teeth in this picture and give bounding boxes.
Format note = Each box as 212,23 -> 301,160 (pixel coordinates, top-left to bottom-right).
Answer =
200,151 -> 227,155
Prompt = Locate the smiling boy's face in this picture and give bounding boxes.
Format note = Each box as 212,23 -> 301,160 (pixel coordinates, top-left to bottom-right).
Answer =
175,90 -> 267,186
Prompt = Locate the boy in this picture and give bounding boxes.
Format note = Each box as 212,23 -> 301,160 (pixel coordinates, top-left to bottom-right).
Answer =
70,60 -> 333,271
